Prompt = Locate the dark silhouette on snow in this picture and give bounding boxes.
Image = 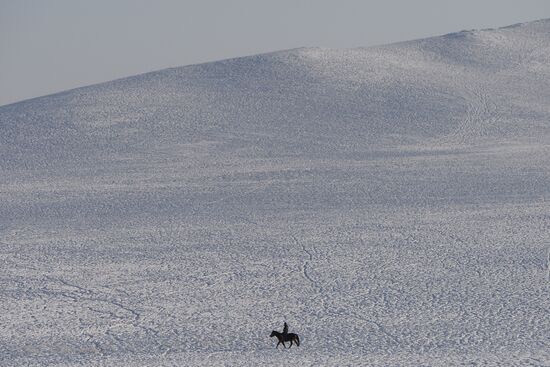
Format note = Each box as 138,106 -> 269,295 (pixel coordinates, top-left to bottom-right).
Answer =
270,323 -> 300,348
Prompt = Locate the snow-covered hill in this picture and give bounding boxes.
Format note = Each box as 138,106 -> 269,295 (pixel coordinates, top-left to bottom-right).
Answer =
1,19 -> 549,366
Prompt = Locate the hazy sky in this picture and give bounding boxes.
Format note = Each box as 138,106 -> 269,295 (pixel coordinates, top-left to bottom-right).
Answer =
1,0 -> 549,106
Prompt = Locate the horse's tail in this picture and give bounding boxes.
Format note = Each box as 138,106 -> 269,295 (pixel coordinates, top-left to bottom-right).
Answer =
294,335 -> 300,346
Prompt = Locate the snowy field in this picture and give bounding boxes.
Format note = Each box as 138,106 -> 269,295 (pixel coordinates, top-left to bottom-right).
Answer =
1,19 -> 550,366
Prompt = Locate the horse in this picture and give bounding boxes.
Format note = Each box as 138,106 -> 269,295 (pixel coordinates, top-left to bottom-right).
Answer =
270,330 -> 300,348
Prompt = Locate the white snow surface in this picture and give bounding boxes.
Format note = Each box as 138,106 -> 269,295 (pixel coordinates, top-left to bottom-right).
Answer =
1,19 -> 550,366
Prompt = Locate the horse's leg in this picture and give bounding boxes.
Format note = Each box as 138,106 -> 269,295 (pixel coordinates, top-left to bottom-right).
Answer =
288,340 -> 293,348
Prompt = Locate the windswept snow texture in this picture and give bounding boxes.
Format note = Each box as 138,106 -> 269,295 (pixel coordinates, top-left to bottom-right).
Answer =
2,19 -> 550,366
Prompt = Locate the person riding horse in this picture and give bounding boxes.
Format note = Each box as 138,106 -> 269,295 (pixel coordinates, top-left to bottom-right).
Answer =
270,322 -> 300,348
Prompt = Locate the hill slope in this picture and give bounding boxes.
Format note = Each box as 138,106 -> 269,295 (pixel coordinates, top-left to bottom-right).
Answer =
1,19 -> 549,366
2,19 -> 550,168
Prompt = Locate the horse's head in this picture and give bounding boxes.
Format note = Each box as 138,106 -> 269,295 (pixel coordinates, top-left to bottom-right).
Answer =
269,330 -> 278,337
